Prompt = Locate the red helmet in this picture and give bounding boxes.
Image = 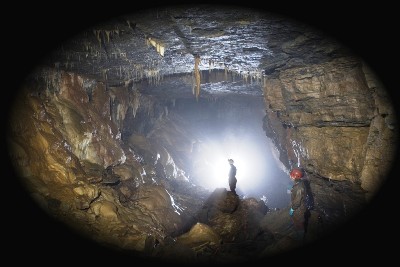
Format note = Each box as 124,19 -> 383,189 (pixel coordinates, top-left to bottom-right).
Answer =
290,168 -> 304,179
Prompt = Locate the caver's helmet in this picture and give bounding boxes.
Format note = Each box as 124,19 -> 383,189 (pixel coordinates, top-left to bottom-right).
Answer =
290,168 -> 304,180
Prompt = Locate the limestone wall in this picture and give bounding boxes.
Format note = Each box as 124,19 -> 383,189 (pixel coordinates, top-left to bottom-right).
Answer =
263,57 -> 398,198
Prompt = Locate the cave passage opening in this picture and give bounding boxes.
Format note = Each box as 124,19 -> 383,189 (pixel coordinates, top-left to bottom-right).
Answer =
141,90 -> 292,209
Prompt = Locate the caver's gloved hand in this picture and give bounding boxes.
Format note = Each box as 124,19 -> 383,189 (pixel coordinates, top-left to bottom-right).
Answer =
289,207 -> 294,216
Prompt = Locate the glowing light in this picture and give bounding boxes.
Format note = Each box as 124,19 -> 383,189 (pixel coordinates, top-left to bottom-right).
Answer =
191,131 -> 275,195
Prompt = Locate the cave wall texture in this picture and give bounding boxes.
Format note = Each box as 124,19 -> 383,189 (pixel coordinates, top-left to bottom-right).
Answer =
8,69 -> 195,248
3,2 -> 400,266
263,57 -> 397,200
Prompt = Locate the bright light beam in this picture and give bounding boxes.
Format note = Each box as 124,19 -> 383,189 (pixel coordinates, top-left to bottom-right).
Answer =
191,131 -> 272,195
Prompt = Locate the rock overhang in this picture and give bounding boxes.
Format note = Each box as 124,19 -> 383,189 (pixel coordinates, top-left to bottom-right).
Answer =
42,4 -> 347,98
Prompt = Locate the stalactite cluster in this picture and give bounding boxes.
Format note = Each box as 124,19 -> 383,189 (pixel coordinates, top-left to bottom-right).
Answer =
146,37 -> 165,57
144,68 -> 162,85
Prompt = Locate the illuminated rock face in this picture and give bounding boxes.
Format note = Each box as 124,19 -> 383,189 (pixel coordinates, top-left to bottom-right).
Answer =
8,70 -> 197,253
6,4 -> 398,265
263,58 -> 398,199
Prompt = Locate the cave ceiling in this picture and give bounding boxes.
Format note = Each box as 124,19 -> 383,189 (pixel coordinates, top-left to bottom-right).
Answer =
43,5 -> 349,99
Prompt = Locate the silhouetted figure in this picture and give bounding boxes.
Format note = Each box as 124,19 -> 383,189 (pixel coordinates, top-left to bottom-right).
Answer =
289,167 -> 309,241
228,159 -> 237,193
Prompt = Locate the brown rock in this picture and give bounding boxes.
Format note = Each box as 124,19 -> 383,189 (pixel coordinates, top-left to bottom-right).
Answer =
176,222 -> 221,247
90,200 -> 119,221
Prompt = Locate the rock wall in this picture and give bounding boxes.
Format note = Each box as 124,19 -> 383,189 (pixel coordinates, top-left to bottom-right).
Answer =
6,69 -> 198,253
263,56 -> 398,199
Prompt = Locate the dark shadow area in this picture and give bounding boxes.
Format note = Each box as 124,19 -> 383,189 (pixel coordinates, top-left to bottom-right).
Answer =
3,2 -> 399,266
303,178 -> 314,235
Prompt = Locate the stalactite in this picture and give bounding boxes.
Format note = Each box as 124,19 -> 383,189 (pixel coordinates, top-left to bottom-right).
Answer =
194,55 -> 201,100
116,103 -> 126,125
224,65 -> 228,80
209,59 -> 213,73
130,89 -> 140,118
242,72 -> 249,83
145,68 -> 162,85
105,30 -> 111,43
130,63 -> 144,81
93,30 -> 102,48
146,37 -> 165,57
